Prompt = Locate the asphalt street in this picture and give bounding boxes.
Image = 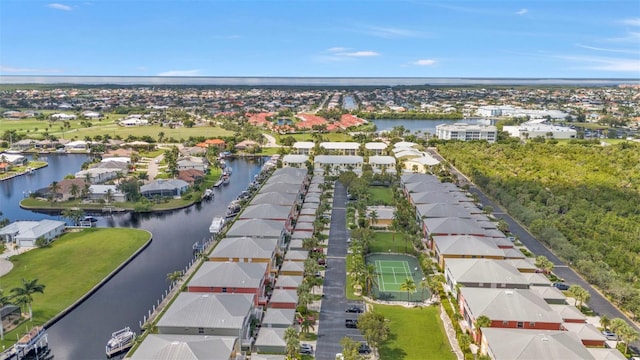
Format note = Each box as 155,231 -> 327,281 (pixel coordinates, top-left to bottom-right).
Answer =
427,148 -> 640,351
315,181 -> 366,360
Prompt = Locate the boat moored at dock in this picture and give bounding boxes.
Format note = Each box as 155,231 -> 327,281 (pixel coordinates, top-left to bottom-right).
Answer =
209,217 -> 226,235
105,327 -> 135,358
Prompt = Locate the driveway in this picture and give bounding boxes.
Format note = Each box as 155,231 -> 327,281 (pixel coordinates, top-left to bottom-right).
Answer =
262,133 -> 280,148
315,181 -> 366,360
428,148 -> 640,352
146,154 -> 164,180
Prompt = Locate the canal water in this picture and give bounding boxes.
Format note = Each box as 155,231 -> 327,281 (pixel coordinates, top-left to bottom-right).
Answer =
0,154 -> 267,359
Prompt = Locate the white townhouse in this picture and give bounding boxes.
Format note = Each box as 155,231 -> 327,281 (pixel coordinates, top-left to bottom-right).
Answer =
435,123 -> 497,143
319,142 -> 360,155
313,155 -> 363,176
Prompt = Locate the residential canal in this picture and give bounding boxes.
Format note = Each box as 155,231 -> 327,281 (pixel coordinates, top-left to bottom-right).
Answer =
0,154 -> 267,359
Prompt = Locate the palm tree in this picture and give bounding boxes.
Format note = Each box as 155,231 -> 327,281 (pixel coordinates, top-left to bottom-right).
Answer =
599,314 -> 611,331
283,326 -> 300,360
568,285 -> 590,309
368,209 -> 378,228
619,323 -> 639,355
297,284 -> 313,313
419,278 -> 429,302
476,315 -> 492,329
297,313 -> 315,335
610,318 -> 627,347
69,183 -> 80,199
10,278 -> 46,320
363,264 -> 379,297
400,278 -> 416,303
49,181 -> 60,202
166,270 -> 183,285
105,189 -> 114,203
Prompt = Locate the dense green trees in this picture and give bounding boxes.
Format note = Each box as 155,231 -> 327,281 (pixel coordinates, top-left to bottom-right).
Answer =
437,140 -> 640,315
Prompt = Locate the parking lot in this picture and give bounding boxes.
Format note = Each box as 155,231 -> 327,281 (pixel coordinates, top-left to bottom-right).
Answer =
315,181 -> 367,360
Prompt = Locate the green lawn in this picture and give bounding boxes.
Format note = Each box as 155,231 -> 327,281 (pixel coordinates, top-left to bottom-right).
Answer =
369,232 -> 411,254
373,304 -> 456,360
368,186 -> 393,205
345,254 -> 363,300
0,228 -> 150,347
274,132 -> 353,143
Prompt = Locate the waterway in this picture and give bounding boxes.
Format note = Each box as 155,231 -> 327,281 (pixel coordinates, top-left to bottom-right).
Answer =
0,154 -> 267,359
370,118 -> 492,136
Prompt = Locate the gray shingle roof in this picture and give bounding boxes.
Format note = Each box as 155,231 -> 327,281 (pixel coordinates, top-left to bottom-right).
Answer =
460,288 -> 563,324
226,219 -> 285,238
445,259 -> 528,287
240,204 -> 292,220
131,334 -> 237,360
188,262 -> 267,289
210,237 -> 276,260
481,328 -> 594,360
157,293 -> 253,330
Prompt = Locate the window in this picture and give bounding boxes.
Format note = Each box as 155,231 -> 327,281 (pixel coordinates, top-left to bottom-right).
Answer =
198,327 -> 204,334
517,322 -> 524,328
222,287 -> 227,293
502,320 -> 509,325
529,322 -> 536,327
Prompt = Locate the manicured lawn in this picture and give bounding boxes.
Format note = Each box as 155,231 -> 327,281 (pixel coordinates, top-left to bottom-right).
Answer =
369,232 -> 411,254
345,254 -> 363,300
368,186 -> 393,205
373,304 -> 456,360
275,132 -> 353,143
0,228 -> 150,348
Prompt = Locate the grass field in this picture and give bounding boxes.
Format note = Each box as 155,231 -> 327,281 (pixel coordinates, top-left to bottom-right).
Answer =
374,304 -> 456,360
0,228 -> 150,347
369,232 -> 411,254
368,186 -> 393,205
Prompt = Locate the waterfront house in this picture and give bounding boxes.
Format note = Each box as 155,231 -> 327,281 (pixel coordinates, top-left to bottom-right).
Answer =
132,334 -> 240,360
187,262 -> 270,306
75,168 -> 120,184
458,287 -> 564,343
156,293 -> 256,341
177,169 -> 205,185
225,219 -> 288,250
208,237 -> 278,274
64,140 -> 88,151
0,153 -> 27,166
240,204 -> 294,223
88,185 -> 126,203
140,179 -> 189,198
0,219 -> 66,247
177,156 -> 208,172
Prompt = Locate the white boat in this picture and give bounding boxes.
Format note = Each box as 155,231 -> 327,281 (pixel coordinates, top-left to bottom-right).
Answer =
105,327 -> 135,358
203,188 -> 214,199
209,217 -> 226,235
226,167 -> 232,174
222,174 -> 230,185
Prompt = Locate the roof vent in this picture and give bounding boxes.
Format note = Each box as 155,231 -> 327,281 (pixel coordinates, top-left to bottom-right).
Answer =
505,290 -> 514,295
540,335 -> 549,342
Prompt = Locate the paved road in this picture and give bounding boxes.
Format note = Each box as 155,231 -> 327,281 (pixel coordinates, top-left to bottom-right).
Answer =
428,148 -> 640,352
315,181 -> 366,360
262,133 -> 281,148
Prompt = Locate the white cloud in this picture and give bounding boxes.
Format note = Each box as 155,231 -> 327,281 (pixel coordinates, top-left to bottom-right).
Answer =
327,47 -> 349,53
412,59 -> 437,66
157,69 -> 201,76
47,3 -> 72,11
559,55 -> 640,72
363,26 -> 427,39
576,43 -> 639,54
516,9 -> 528,15
341,51 -> 380,57
0,65 -> 62,73
619,18 -> 640,27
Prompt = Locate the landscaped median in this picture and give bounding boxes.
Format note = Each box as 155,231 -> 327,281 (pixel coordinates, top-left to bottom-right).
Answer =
0,227 -> 151,348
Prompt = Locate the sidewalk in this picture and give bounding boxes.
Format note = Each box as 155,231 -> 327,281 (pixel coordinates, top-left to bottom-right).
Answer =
0,244 -> 36,277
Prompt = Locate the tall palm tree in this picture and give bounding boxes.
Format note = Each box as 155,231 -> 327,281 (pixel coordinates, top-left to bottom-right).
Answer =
619,323 -> 639,355
599,314 -> 611,331
610,318 -> 627,347
363,264 -> 379,297
297,313 -> 315,335
11,278 -> 46,320
49,181 -> 60,201
284,326 -> 300,360
368,209 -> 378,228
400,278 -> 416,303
568,285 -> 590,309
69,183 -> 80,199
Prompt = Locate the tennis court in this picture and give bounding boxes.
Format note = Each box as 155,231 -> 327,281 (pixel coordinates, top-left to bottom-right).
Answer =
375,259 -> 415,292
366,253 -> 428,302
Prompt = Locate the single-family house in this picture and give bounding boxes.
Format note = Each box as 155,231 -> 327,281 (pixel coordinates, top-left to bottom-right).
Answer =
0,220 -> 65,247
177,156 -> 208,172
88,185 -> 126,203
140,179 -> 189,198
177,169 -> 205,185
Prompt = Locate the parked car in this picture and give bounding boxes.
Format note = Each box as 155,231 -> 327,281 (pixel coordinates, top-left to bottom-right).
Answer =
347,238 -> 352,244
317,258 -> 326,266
358,343 -> 372,354
553,282 -> 570,291
300,343 -> 314,355
345,306 -> 364,313
345,319 -> 358,328
602,330 -> 618,341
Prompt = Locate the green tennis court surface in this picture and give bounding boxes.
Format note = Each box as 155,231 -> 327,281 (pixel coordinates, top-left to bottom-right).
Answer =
366,253 -> 428,302
375,259 -> 415,292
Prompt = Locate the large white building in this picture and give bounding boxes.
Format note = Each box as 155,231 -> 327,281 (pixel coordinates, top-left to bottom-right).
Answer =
503,120 -> 577,140
435,123 -> 498,143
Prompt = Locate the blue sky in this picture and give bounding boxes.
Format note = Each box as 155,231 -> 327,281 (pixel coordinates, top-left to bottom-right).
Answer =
1,0 -> 639,78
